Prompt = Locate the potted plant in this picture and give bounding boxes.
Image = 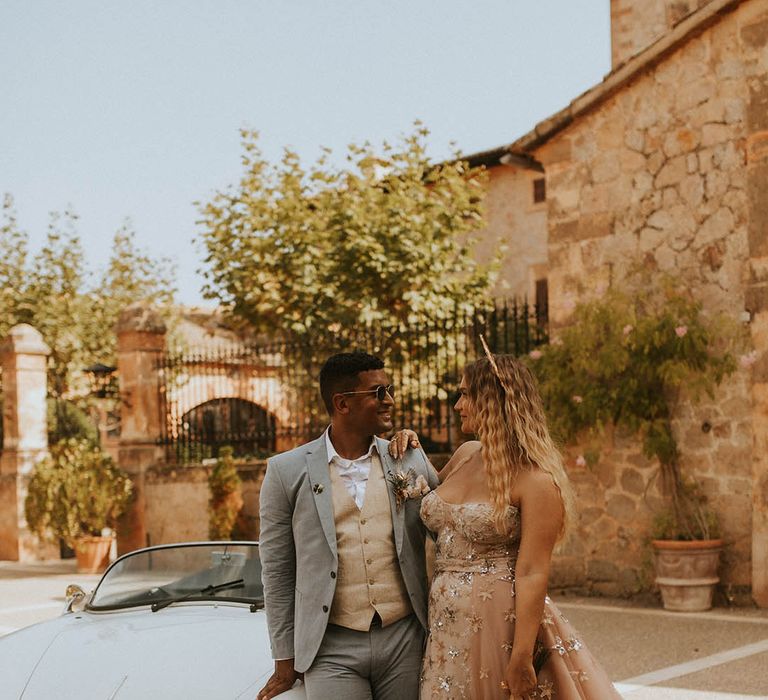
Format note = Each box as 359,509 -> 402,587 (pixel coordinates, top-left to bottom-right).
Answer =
25,438 -> 133,573
650,478 -> 723,611
526,273 -> 743,610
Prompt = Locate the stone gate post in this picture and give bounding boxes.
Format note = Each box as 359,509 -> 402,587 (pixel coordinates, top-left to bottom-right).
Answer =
116,305 -> 166,555
0,324 -> 57,560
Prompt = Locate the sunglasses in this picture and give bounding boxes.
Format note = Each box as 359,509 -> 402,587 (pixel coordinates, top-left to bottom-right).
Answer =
339,385 -> 395,402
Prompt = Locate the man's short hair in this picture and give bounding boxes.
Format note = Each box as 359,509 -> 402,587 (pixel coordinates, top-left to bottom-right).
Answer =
319,351 -> 385,414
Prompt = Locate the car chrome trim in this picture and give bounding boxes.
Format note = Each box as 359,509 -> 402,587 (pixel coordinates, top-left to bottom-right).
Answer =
64,584 -> 87,613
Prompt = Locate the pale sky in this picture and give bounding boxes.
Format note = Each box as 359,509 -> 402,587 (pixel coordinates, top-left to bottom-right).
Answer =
1,1 -> 611,305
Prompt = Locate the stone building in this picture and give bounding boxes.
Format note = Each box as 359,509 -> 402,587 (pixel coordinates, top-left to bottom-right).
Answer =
464,0 -> 768,604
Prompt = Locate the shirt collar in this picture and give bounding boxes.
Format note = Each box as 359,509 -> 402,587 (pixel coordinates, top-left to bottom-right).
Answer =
325,427 -> 378,465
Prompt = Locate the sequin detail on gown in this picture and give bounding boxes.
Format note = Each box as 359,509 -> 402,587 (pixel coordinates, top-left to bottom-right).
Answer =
419,491 -> 621,699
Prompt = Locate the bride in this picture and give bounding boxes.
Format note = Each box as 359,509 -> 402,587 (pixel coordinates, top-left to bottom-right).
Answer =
392,351 -> 621,699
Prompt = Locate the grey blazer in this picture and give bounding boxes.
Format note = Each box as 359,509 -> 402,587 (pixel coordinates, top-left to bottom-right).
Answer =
258,434 -> 440,673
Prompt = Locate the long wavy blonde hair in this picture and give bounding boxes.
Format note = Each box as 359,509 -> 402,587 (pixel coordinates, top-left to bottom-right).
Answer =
464,354 -> 574,538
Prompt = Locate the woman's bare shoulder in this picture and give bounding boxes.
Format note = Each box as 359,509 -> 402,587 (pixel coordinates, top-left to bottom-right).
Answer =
516,466 -> 561,500
439,440 -> 482,482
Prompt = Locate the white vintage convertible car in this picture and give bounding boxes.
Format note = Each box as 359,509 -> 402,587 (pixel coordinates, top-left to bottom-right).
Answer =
0,542 -> 306,700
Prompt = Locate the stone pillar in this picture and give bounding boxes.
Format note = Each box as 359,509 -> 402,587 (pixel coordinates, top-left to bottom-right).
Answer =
116,305 -> 166,555
743,8 -> 768,608
0,324 -> 57,561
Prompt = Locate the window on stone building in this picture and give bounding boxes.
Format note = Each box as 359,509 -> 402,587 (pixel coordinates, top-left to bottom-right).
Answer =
533,177 -> 546,204
535,278 -> 549,326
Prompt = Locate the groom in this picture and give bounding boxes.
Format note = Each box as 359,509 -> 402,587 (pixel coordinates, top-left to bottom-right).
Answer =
257,351 -> 439,700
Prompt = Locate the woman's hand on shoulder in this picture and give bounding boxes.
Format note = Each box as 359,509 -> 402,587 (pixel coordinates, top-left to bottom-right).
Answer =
388,429 -> 421,460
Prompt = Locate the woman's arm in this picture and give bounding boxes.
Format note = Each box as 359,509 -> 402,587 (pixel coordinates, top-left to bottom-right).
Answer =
505,468 -> 563,697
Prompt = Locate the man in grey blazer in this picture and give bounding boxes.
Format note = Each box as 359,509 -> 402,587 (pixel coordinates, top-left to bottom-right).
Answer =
257,351 -> 439,700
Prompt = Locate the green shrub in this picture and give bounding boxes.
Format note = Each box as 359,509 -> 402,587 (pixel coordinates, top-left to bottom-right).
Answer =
208,447 -> 243,540
526,275 -> 743,540
47,399 -> 98,445
25,438 -> 133,547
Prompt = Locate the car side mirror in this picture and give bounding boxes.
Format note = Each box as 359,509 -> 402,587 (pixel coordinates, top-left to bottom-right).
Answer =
64,584 -> 87,613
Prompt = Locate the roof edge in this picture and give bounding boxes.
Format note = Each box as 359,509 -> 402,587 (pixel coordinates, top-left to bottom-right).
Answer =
457,146 -> 544,172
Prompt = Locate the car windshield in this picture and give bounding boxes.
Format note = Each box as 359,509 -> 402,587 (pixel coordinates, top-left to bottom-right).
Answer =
88,542 -> 263,611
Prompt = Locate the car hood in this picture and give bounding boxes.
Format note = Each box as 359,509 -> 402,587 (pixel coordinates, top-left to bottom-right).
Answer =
0,604 -> 305,700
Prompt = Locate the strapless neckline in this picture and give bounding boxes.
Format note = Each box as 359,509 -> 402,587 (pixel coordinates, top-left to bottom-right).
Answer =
427,489 -> 519,514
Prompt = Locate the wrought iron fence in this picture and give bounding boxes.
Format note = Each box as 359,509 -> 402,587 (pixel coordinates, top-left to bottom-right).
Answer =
157,299 -> 547,464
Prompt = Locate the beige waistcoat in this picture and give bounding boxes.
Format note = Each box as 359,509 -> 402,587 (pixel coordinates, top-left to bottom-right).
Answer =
328,453 -> 413,631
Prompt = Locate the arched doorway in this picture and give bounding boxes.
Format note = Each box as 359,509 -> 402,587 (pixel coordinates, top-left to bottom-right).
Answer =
180,398 -> 276,458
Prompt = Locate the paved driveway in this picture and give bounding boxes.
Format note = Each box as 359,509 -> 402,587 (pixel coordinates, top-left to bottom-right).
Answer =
1,561 -> 767,698
557,597 -> 768,699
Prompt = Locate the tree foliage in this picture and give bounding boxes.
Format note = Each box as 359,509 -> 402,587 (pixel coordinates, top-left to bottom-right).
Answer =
198,125 -> 496,339
0,195 -> 176,398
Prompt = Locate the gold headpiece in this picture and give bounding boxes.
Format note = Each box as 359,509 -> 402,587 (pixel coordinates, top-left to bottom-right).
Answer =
479,334 -> 516,411
479,334 -> 500,376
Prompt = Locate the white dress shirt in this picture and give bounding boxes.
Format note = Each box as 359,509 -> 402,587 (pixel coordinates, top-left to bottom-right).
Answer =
325,428 -> 378,510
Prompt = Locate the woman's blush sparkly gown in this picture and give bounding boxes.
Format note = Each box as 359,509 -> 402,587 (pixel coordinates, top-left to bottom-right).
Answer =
419,491 -> 622,699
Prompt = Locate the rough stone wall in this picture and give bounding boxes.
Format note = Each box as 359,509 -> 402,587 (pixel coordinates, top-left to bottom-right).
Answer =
552,428 -> 664,595
535,3 -> 765,594
610,0 -> 714,68
473,165 -> 548,299
742,2 -> 768,605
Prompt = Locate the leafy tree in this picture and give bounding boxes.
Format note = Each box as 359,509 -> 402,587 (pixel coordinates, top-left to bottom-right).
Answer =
198,125 -> 496,339
24,211 -> 88,399
0,196 -> 176,401
81,221 -> 177,368
0,194 -> 30,338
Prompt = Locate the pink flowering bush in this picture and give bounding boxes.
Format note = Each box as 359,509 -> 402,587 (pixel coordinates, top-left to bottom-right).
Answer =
740,350 -> 758,368
528,275 -> 744,539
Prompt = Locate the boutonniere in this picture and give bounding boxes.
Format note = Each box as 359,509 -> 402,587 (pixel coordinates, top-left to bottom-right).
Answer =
313,483 -> 324,494
386,468 -> 431,511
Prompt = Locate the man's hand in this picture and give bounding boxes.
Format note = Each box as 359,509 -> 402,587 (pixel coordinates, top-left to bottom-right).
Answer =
256,659 -> 302,700
388,429 -> 421,460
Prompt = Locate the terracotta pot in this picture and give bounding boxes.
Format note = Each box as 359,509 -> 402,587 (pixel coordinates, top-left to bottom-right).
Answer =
74,535 -> 113,574
652,538 -> 723,612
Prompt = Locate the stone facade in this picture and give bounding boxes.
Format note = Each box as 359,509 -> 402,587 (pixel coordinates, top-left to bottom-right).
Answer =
610,0 -> 715,68
471,0 -> 767,600
472,165 -> 548,299
551,427 -> 666,596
